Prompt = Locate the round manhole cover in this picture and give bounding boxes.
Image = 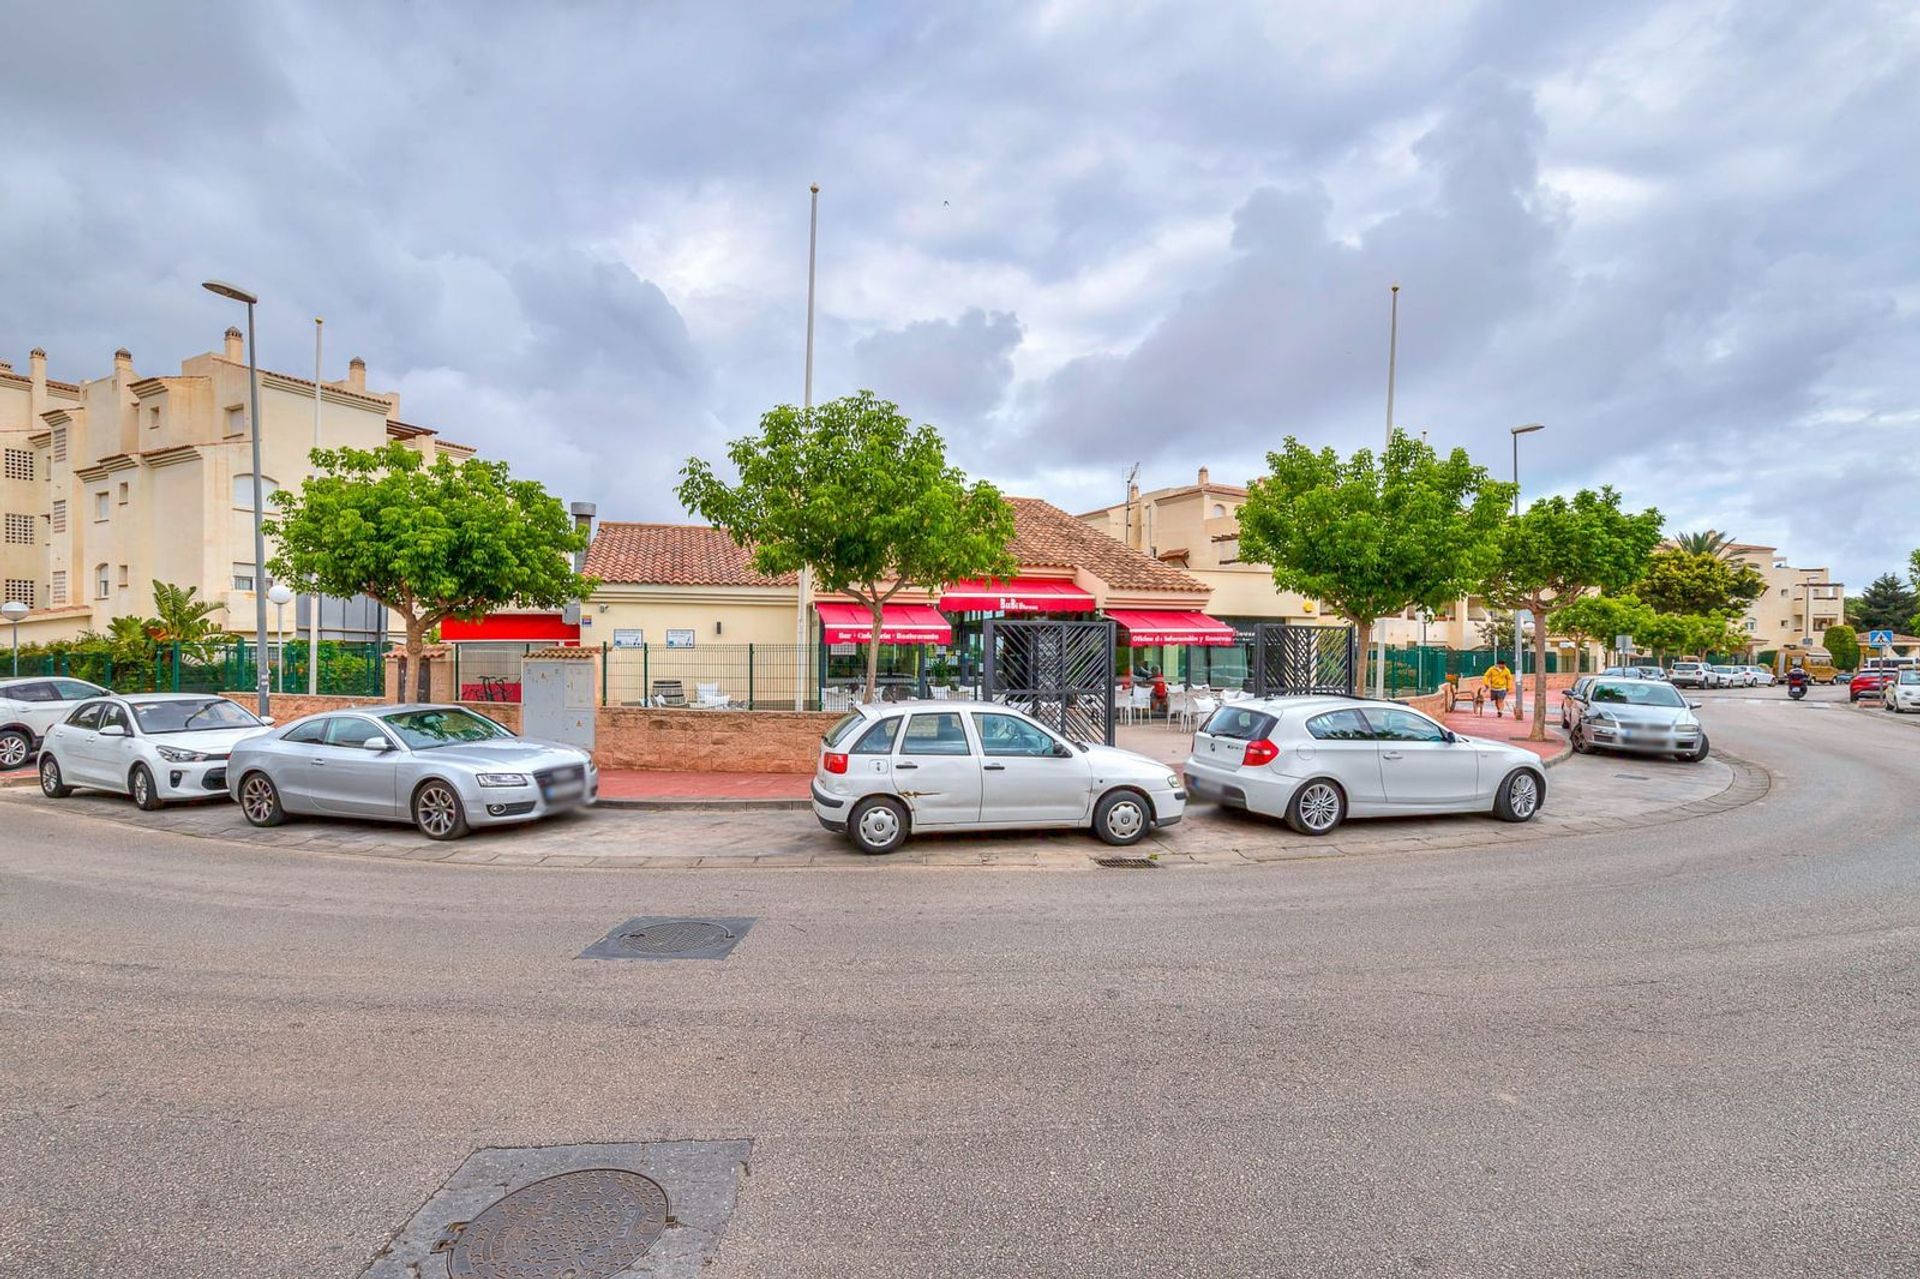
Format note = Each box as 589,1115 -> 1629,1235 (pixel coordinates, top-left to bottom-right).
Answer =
448,1168 -> 669,1279
618,920 -> 735,955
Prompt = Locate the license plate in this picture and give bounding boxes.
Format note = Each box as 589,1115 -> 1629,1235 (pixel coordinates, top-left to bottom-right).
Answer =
544,781 -> 586,801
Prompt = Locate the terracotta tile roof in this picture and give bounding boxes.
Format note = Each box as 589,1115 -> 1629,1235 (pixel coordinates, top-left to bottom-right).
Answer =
585,522 -> 797,587
1007,497 -> 1208,592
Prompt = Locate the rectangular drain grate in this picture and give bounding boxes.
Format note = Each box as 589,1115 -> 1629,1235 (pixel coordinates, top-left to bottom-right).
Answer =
579,916 -> 756,961
1094,857 -> 1159,869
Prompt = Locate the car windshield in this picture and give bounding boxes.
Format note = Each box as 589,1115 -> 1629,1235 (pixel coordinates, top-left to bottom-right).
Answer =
379,707 -> 513,749
1589,681 -> 1687,708
129,698 -> 263,735
1900,671 -> 1920,685
1711,666 -> 1739,674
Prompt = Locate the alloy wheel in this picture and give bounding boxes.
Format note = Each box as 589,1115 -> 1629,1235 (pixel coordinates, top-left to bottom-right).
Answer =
1299,783 -> 1341,832
416,785 -> 459,838
1508,773 -> 1539,818
241,776 -> 277,824
0,733 -> 26,769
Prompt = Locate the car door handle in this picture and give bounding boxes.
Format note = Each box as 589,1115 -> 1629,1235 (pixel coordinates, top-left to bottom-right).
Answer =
983,762 -> 1006,771
311,759 -> 326,766
1382,751 -> 1403,760
895,762 -> 918,770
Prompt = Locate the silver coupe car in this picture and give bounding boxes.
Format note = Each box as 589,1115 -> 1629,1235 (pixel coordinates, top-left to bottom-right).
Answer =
227,703 -> 597,839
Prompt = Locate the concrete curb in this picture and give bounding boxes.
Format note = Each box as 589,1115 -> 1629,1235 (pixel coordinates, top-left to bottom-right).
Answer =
597,795 -> 811,812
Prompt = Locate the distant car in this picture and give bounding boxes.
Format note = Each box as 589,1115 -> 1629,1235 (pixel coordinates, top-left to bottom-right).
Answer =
1851,669 -> 1897,702
1634,666 -> 1670,681
1600,665 -> 1669,682
1884,670 -> 1920,713
812,700 -> 1184,854
1740,665 -> 1776,687
1707,664 -> 1752,689
38,693 -> 273,809
1182,695 -> 1545,835
0,676 -> 110,770
1562,677 -> 1709,762
1669,662 -> 1708,688
229,704 -> 597,839
1829,669 -> 1854,685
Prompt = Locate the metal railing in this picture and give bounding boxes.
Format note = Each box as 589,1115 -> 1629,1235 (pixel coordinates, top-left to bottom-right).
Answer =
14,639 -> 385,697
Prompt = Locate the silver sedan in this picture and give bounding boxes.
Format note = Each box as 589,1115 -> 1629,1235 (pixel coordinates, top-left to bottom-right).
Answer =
227,703 -> 597,839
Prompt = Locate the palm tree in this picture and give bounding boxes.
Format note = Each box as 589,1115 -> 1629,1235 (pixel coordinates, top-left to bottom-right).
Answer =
148,581 -> 225,658
1673,529 -> 1734,559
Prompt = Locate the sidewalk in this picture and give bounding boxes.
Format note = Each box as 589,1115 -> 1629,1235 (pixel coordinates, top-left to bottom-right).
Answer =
1441,688 -> 1568,762
597,769 -> 810,804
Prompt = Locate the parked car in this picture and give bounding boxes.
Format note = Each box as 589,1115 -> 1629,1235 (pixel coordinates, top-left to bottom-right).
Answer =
1181,695 -> 1545,835
37,693 -> 273,809
228,704 -> 596,839
1563,677 -> 1709,761
1829,669 -> 1855,685
1669,662 -> 1709,688
1884,669 -> 1920,713
0,676 -> 110,770
1851,669 -> 1897,702
1740,665 -> 1776,686
1706,664 -> 1752,689
812,700 -> 1185,854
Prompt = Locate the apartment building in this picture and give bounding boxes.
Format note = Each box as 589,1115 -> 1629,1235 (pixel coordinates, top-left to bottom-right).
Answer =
1723,542 -> 1845,649
1,332 -> 474,643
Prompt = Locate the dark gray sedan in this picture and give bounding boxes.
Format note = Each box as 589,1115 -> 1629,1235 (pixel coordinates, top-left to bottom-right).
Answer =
227,704 -> 597,839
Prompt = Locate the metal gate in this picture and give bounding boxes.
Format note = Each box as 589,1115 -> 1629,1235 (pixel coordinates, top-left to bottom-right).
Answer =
1252,623 -> 1357,697
982,618 -> 1117,745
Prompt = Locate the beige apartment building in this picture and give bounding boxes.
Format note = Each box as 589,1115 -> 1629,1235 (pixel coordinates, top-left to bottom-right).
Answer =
0,331 -> 473,645
1722,542 -> 1845,650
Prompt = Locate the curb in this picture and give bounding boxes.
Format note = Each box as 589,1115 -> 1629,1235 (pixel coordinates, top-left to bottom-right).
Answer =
597,795 -> 811,812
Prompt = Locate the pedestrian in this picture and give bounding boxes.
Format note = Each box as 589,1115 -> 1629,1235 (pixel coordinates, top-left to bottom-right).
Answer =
1484,660 -> 1514,717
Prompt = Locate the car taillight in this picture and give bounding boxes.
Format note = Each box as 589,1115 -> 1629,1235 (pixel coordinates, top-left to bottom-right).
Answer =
823,752 -> 849,774
1242,738 -> 1280,767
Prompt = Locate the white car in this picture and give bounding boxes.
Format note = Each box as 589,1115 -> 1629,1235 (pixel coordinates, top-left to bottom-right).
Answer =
1885,669 -> 1920,713
1182,695 -> 1547,835
1741,666 -> 1776,687
1706,665 -> 1751,689
38,693 -> 275,810
811,700 -> 1186,854
1668,662 -> 1709,689
0,676 -> 110,770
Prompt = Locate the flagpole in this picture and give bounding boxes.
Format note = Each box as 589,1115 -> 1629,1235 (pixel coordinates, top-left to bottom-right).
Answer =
794,183 -> 819,710
308,317 -> 323,695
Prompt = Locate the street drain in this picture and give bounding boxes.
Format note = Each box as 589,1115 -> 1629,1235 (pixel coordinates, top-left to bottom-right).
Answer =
579,916 -> 755,961
437,1168 -> 669,1279
1614,773 -> 1652,780
1094,856 -> 1159,869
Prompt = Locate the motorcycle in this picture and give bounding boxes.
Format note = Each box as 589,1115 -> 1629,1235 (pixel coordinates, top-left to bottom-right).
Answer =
1787,671 -> 1810,701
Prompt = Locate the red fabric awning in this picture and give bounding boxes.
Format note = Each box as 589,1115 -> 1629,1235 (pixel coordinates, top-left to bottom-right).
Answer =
1106,609 -> 1238,646
815,601 -> 953,645
440,612 -> 581,643
939,576 -> 1096,613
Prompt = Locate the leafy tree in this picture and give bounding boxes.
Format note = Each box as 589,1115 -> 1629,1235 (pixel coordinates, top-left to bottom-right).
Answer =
1474,613 -> 1517,652
1912,548 -> 1920,635
1846,572 -> 1917,635
1634,548 -> 1765,616
148,581 -> 225,658
1822,624 -> 1859,672
1671,529 -> 1734,558
266,442 -> 592,700
678,391 -> 1017,703
1238,429 -> 1514,696
1550,593 -> 1652,654
1483,487 -> 1665,738
1634,609 -> 1744,662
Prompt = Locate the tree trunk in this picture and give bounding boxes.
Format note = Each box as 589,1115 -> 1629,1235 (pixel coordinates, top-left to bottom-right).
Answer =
863,604 -> 884,705
404,617 -> 428,703
1352,616 -> 1373,697
1530,602 -> 1551,742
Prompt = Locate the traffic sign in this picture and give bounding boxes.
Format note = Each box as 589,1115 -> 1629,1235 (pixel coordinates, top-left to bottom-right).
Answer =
1867,629 -> 1895,647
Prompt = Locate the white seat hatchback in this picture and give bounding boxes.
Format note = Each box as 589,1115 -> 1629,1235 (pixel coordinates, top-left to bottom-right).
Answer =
811,700 -> 1186,854
1182,695 -> 1547,835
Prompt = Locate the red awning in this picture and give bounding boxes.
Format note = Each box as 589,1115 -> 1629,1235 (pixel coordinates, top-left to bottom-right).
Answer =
440,612 -> 581,643
1106,609 -> 1238,646
815,601 -> 953,645
940,576 -> 1096,613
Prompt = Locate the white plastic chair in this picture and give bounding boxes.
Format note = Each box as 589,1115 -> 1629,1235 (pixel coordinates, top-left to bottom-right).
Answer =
821,687 -> 852,712
694,682 -> 732,709
929,685 -> 951,700
1182,695 -> 1219,731
1128,685 -> 1153,721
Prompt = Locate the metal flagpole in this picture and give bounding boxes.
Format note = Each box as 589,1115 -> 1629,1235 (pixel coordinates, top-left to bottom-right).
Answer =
308,318 -> 323,695
794,183 -> 819,710
1377,284 -> 1399,698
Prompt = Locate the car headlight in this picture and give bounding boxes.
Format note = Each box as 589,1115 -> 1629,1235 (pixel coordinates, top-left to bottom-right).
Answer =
1166,774 -> 1181,790
155,745 -> 211,762
475,772 -> 532,787
1590,711 -> 1618,725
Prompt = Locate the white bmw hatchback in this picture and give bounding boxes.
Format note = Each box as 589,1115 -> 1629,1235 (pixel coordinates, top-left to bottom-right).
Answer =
38,693 -> 274,810
1182,695 -> 1547,835
812,700 -> 1186,854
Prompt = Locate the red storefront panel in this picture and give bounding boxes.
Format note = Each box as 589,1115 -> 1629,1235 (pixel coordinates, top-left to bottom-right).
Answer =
440,612 -> 581,643
939,576 -> 1096,613
815,601 -> 953,645
1106,609 -> 1237,646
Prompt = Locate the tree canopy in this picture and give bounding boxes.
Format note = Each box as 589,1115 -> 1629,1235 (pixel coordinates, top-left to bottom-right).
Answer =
1822,624 -> 1860,671
1847,572 -> 1918,635
677,391 -> 1016,702
1633,548 -> 1765,616
266,442 -> 591,698
1670,529 -> 1734,558
1237,429 -> 1513,693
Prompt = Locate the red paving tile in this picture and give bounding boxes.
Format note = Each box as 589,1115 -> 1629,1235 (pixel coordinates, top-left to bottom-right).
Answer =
595,769 -> 810,801
1442,689 -> 1568,761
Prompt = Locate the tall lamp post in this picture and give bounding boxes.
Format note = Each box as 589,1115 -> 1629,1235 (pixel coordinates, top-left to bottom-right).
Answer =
2,599 -> 28,676
202,279 -> 271,717
268,583 -> 294,692
794,181 -> 820,710
308,317 -> 323,696
1510,423 -> 1545,718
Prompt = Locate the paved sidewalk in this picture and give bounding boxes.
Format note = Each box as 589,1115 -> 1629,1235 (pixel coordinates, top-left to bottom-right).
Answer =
597,769 -> 809,803
1441,688 -> 1569,762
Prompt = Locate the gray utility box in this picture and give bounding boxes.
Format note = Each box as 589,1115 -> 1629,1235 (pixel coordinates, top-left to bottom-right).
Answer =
520,656 -> 596,752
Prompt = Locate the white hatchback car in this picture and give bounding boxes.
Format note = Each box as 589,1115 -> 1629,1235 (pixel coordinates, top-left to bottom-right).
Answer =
0,676 -> 111,770
38,693 -> 274,810
1885,669 -> 1920,713
1182,695 -> 1547,835
812,700 -> 1186,854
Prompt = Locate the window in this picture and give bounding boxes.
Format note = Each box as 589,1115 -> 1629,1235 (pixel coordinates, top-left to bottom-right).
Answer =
6,681 -> 58,703
97,703 -> 132,735
231,563 -> 256,591
324,717 -> 391,749
52,679 -> 104,700
1211,503 -> 1226,518
1305,709 -> 1373,741
147,406 -> 160,431
3,578 -> 33,608
972,712 -> 1062,757
1745,619 -> 1756,631
51,428 -> 66,463
4,514 -> 33,544
380,707 -> 512,749
50,500 -> 66,533
1779,588 -> 1788,597
1365,708 -> 1448,743
3,449 -> 30,480
282,718 -> 330,745
129,698 -> 262,734
49,570 -> 66,604
94,564 -> 110,599
117,565 -> 129,588
65,702 -> 105,730
1201,706 -> 1276,741
849,717 -> 901,755
1216,536 -> 1240,564
1589,681 -> 1685,708
225,406 -> 246,437
118,481 -> 128,505
93,491 -> 109,521
232,473 -> 279,510
899,712 -> 971,755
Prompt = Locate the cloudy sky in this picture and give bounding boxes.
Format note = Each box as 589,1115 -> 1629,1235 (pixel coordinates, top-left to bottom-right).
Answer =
6,0 -> 1916,585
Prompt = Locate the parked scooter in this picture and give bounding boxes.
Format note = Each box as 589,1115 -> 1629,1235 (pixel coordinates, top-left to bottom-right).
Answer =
1787,668 -> 1810,701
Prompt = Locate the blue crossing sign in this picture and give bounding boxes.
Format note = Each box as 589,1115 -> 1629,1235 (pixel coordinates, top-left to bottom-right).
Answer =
1867,629 -> 1895,647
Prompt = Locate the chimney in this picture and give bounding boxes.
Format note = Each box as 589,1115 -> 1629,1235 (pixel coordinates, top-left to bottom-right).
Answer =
347,356 -> 366,392
29,348 -> 46,393
224,326 -> 244,361
570,502 -> 597,573
114,347 -> 133,371
1198,466 -> 1210,486
0,359 -> 10,372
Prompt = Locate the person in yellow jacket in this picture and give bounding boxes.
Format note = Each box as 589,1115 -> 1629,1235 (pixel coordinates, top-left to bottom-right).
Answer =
1483,661 -> 1514,717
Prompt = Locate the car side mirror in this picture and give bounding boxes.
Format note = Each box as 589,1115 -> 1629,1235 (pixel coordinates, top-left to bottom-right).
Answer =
1441,729 -> 1458,744
1053,742 -> 1073,758
99,723 -> 129,738
362,737 -> 393,752
1687,701 -> 1702,710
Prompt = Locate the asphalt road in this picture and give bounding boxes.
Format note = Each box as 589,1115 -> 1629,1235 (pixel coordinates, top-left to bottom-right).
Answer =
1,685 -> 1914,1277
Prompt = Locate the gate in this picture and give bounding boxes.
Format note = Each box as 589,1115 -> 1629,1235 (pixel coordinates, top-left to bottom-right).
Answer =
982,618 -> 1117,745
1252,623 -> 1357,697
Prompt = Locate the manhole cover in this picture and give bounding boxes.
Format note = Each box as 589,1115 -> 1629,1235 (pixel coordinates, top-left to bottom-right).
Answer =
445,1168 -> 669,1279
618,920 -> 735,955
1094,856 -> 1159,869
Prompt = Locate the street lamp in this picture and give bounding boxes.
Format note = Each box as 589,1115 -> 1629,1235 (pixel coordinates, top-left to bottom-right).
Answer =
268,583 -> 294,692
202,279 -> 271,718
1510,423 -> 1545,715
2,599 -> 28,676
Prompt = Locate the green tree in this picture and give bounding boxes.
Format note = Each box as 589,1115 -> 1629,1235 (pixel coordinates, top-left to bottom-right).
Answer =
1822,624 -> 1859,672
148,581 -> 225,659
1847,572 -> 1918,635
1911,549 -> 1920,634
266,442 -> 592,701
1671,529 -> 1734,558
678,391 -> 1017,703
1634,548 -> 1766,616
1238,429 -> 1513,696
1550,593 -> 1653,655
1483,488 -> 1664,739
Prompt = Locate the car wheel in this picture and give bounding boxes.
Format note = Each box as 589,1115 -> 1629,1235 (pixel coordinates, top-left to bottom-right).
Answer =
39,754 -> 71,798
129,763 -> 164,812
1569,723 -> 1590,754
238,772 -> 285,827
1494,769 -> 1543,822
412,780 -> 470,841
1285,779 -> 1345,836
0,728 -> 30,770
1093,788 -> 1151,847
848,796 -> 908,855
1680,734 -> 1710,763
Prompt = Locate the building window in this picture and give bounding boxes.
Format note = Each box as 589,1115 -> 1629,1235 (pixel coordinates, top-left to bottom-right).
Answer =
50,500 -> 66,534
3,449 -> 30,481
225,406 -> 246,437
2,579 -> 32,608
94,564 -> 110,599
1216,536 -> 1240,564
118,481 -> 129,505
50,570 -> 66,605
1211,503 -> 1226,518
147,406 -> 161,431
1745,619 -> 1756,632
1779,588 -> 1788,597
3,513 -> 32,545
231,473 -> 280,511
94,491 -> 110,521
231,563 -> 256,592
117,564 -> 130,588
51,428 -> 66,463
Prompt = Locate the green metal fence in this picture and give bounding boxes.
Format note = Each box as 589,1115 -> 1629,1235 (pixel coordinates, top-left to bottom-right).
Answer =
1376,645 -> 1593,698
17,639 -> 385,697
